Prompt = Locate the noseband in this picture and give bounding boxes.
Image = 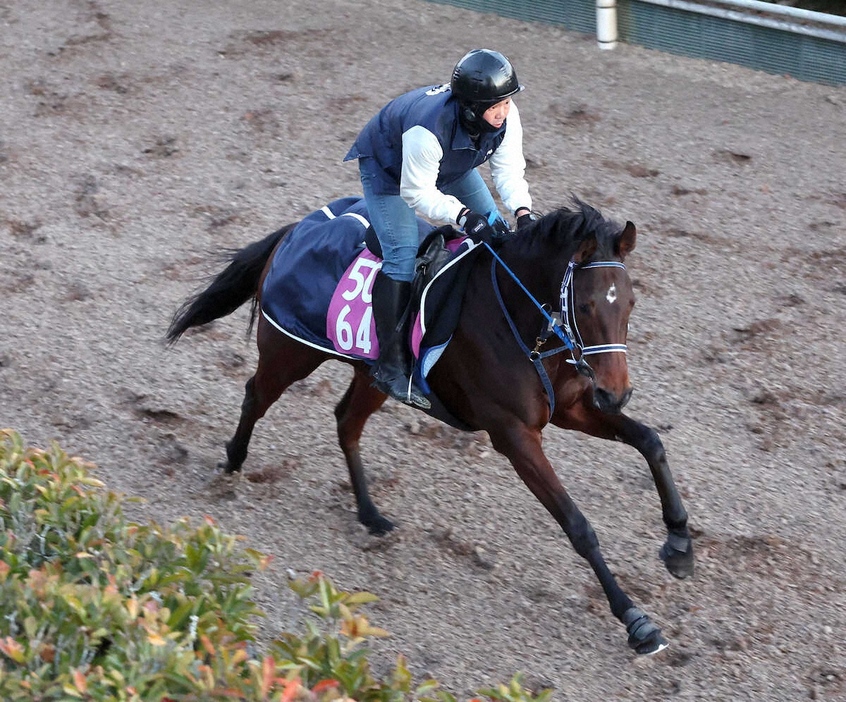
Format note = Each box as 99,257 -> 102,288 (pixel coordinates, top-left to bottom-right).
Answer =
487,244 -> 628,417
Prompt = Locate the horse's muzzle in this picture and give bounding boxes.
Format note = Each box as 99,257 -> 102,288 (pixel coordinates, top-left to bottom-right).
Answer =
592,385 -> 633,414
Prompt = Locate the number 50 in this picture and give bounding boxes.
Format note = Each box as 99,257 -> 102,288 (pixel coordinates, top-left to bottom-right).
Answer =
342,258 -> 380,303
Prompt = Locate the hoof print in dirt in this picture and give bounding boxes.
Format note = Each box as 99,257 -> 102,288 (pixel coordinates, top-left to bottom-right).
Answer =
209,471 -> 241,500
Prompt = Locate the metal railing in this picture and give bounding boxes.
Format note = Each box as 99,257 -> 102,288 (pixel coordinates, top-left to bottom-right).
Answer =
425,0 -> 846,85
633,0 -> 846,43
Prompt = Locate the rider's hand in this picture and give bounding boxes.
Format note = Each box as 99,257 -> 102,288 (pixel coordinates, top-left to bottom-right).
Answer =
457,208 -> 496,245
491,216 -> 512,241
516,211 -> 538,230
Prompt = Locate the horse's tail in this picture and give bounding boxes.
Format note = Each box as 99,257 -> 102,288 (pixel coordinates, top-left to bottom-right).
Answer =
166,223 -> 295,344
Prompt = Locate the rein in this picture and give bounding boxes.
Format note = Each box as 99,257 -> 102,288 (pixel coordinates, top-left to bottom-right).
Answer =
485,242 -> 628,416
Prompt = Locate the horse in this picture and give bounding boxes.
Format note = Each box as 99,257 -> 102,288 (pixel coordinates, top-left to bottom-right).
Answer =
166,197 -> 694,655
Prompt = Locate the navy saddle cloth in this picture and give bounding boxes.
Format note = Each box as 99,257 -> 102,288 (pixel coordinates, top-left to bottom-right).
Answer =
260,197 -> 481,382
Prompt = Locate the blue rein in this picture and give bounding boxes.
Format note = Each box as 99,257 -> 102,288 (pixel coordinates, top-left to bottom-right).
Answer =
485,241 -> 628,418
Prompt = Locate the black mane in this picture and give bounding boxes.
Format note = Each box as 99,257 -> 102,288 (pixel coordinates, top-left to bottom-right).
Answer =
516,196 -> 624,259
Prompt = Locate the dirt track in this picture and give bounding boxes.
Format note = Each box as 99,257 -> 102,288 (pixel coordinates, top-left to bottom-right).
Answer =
2,1 -> 845,699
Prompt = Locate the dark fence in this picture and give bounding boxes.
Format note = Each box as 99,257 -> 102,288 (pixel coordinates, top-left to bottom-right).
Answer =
425,0 -> 846,85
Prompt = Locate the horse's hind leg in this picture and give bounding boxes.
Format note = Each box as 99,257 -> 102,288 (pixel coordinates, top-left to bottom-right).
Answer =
334,366 -> 392,535
490,424 -> 668,655
222,323 -> 323,473
222,375 -> 262,473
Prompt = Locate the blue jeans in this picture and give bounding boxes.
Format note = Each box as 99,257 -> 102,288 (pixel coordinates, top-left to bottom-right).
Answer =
359,159 -> 501,282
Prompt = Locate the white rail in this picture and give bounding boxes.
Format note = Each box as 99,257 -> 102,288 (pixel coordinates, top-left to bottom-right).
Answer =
696,0 -> 846,27
640,0 -> 846,42
597,0 -> 846,49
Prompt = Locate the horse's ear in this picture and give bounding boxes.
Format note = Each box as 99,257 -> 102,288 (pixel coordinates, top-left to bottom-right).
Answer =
573,236 -> 598,264
617,221 -> 637,259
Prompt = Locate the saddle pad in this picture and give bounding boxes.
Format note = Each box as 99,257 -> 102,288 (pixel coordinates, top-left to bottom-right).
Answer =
261,197 -> 437,359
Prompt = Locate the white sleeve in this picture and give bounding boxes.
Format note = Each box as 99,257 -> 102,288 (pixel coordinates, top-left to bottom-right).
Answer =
400,126 -> 465,224
488,102 -> 532,215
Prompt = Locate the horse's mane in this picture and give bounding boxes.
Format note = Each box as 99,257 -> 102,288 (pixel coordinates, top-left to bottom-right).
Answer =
514,196 -> 623,258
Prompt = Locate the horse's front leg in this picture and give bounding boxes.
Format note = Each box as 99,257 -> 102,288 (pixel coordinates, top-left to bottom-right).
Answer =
489,424 -> 668,655
612,415 -> 694,578
552,406 -> 694,579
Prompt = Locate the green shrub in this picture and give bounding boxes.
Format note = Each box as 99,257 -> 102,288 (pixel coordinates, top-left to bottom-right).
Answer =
0,430 -> 550,702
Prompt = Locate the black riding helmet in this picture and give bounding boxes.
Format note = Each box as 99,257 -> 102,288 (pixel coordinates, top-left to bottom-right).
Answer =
450,49 -> 523,123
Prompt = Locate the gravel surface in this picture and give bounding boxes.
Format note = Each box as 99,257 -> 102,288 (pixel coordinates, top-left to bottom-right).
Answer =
2,0 -> 845,699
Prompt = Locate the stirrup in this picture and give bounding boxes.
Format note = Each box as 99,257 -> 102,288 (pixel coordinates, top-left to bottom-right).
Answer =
400,377 -> 431,410
373,373 -> 431,410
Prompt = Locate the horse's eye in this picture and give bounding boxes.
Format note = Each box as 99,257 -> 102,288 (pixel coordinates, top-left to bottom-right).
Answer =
578,303 -> 591,314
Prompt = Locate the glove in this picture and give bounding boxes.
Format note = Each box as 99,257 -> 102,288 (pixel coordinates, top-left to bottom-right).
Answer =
516,211 -> 538,230
457,208 -> 496,245
491,216 -> 512,241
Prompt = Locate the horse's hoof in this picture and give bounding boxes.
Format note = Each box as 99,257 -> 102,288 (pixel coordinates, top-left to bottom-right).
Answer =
363,514 -> 395,536
623,607 -> 669,655
216,459 -> 243,475
659,532 -> 694,579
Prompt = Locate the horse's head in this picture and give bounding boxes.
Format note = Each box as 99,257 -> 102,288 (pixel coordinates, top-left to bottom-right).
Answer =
516,199 -> 637,415
567,213 -> 637,414
489,199 -> 639,415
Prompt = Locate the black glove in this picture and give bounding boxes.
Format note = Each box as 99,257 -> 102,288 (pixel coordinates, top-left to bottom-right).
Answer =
516,211 -> 538,230
491,216 -> 512,241
457,208 -> 496,245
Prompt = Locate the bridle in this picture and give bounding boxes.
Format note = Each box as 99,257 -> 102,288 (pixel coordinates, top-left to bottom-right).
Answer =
487,243 -> 629,415
557,259 -> 628,379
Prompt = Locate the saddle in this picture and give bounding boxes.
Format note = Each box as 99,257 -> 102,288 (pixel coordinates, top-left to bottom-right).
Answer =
362,224 -> 460,303
361,224 -> 482,429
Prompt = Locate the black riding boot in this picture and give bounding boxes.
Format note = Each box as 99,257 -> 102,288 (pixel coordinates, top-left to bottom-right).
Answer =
371,271 -> 431,410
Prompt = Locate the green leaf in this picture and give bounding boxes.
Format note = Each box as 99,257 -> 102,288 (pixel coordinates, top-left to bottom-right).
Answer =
0,431 -> 544,701
344,591 -> 379,606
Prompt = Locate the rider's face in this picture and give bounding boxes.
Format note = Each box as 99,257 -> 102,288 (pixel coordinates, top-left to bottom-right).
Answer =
482,98 -> 511,129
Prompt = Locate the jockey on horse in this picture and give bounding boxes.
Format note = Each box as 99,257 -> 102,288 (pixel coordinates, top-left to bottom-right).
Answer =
344,49 -> 537,410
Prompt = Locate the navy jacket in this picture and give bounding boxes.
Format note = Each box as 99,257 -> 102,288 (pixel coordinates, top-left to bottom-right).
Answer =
344,85 -> 507,197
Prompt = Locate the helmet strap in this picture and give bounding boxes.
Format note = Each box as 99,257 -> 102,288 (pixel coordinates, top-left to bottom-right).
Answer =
459,101 -> 503,135
458,105 -> 481,139
475,115 -> 502,134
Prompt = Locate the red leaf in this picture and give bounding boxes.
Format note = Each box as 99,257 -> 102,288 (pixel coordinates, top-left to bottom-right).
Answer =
312,679 -> 340,693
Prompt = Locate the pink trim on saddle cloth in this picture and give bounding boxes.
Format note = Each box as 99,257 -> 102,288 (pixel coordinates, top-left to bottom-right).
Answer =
326,249 -> 383,359
410,309 -> 426,360
327,236 -> 470,363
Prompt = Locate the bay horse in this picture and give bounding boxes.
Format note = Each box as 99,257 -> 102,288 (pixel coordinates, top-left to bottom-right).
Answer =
166,197 -> 694,655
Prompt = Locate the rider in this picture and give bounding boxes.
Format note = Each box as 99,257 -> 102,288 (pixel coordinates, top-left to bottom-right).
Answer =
344,48 -> 535,410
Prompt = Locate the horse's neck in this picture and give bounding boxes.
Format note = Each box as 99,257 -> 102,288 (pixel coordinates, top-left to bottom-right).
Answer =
492,237 -> 569,305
